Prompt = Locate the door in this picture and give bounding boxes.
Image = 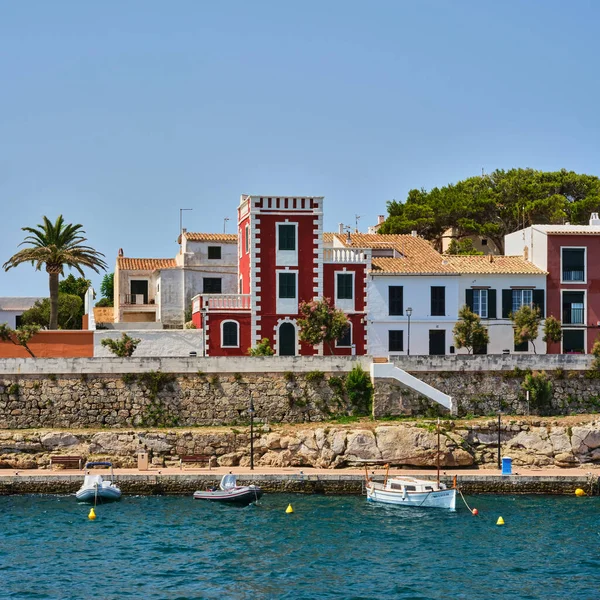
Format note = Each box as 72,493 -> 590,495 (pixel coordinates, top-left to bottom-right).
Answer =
279,323 -> 296,356
429,330 -> 445,355
130,280 -> 148,304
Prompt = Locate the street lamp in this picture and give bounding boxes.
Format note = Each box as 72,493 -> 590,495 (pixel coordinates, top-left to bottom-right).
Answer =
249,399 -> 255,470
406,307 -> 413,355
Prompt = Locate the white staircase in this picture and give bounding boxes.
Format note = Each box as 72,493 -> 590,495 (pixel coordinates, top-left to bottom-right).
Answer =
371,362 -> 456,415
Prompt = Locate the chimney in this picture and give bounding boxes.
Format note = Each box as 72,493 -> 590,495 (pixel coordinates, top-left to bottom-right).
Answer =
411,230 -> 417,237
182,228 -> 187,234
590,213 -> 600,226
338,223 -> 344,234
118,248 -> 123,257
378,215 -> 385,225
346,231 -> 352,245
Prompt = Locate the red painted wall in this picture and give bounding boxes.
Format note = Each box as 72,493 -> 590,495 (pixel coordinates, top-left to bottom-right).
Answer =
206,312 -> 252,356
238,212 -> 251,294
546,234 -> 600,353
0,331 -> 94,358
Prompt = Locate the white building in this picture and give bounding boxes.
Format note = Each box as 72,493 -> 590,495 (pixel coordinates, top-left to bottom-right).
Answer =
113,232 -> 238,328
0,297 -> 44,328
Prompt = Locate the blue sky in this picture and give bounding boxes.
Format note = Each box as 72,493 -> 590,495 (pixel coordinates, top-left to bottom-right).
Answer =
1,0 -> 599,297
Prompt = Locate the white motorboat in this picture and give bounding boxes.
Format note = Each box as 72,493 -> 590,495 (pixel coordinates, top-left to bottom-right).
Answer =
366,474 -> 456,510
76,461 -> 122,503
193,474 -> 263,505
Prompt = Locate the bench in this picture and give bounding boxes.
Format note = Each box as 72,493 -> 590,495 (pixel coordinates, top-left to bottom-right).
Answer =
50,456 -> 83,470
180,454 -> 212,470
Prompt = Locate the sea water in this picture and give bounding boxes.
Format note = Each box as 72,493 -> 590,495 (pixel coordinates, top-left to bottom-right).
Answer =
0,494 -> 598,599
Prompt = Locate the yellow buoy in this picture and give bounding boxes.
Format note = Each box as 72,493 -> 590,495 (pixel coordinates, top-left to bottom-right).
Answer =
496,516 -> 505,526
575,488 -> 586,497
88,507 -> 96,521
286,504 -> 294,514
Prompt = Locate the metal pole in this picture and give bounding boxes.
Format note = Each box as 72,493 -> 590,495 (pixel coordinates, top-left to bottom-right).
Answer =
250,399 -> 254,471
407,313 -> 411,356
179,208 -> 193,241
497,412 -> 501,471
436,418 -> 440,487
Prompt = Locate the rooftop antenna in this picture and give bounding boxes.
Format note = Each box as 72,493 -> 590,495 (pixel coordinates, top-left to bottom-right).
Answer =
223,217 -> 230,234
355,214 -> 363,233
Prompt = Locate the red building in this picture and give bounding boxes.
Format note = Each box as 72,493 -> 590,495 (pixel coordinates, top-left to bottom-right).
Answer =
192,195 -> 369,356
505,215 -> 600,353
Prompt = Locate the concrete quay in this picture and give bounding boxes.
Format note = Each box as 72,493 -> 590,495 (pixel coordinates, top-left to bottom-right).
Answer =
0,466 -> 597,496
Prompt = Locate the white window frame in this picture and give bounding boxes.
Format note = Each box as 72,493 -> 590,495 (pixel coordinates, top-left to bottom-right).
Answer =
561,328 -> 587,354
334,270 -> 355,312
221,320 -> 240,348
276,269 -> 298,315
276,221 -> 298,266
245,224 -> 250,255
560,289 -> 586,326
336,321 -> 353,348
560,246 -> 587,284
472,289 -> 488,319
512,289 -> 533,314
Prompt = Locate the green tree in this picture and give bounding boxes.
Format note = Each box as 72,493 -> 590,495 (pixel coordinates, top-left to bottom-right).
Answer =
248,338 -> 275,356
3,216 -> 107,329
380,169 -> 600,253
511,304 -> 542,354
543,316 -> 562,345
0,324 -> 41,357
522,371 -> 553,415
58,274 -> 90,328
98,272 -> 114,307
101,333 -> 141,357
345,364 -> 374,416
446,238 -> 484,255
297,297 -> 349,355
452,305 -> 490,353
20,294 -> 83,330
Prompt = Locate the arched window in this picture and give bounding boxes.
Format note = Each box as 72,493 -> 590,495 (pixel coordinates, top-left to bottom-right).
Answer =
222,321 -> 239,348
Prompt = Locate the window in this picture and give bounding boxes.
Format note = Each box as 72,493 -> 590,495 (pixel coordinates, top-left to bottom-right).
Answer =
431,286 -> 445,316
245,224 -> 250,254
337,323 -> 352,347
562,248 -> 585,282
389,286 -> 403,316
207,246 -> 221,260
562,291 -> 584,325
278,224 -> 296,251
563,329 -> 585,354
337,273 -> 353,300
514,339 -> 528,352
278,272 -> 296,298
481,239 -> 488,246
473,289 -> 488,318
388,330 -> 404,352
203,278 -> 222,294
15,315 -> 22,328
222,321 -> 239,347
512,289 -> 532,313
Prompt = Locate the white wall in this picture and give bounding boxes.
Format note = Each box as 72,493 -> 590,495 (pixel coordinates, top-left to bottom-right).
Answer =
367,275 -> 460,357
505,227 -> 548,271
0,310 -> 20,328
94,330 -> 205,357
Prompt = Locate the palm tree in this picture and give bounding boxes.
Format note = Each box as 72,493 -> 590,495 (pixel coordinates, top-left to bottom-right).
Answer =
3,216 -> 107,329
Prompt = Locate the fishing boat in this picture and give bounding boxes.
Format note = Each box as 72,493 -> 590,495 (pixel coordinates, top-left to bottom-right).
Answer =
75,461 -> 122,503
365,418 -> 456,510
193,474 -> 263,505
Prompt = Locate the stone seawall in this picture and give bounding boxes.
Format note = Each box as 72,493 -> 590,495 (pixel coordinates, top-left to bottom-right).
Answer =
3,419 -> 600,471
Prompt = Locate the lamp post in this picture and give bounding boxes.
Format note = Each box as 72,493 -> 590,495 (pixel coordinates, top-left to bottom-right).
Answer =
406,307 -> 413,355
249,399 -> 255,470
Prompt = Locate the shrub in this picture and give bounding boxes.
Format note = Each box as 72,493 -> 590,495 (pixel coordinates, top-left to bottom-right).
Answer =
101,333 -> 141,357
305,370 -> 325,383
543,316 -> 562,345
522,371 -> 553,415
248,338 -> 274,356
122,373 -> 137,385
283,371 -> 295,382
345,364 -> 373,416
8,383 -> 19,395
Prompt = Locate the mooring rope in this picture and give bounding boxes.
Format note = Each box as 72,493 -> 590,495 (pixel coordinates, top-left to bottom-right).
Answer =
458,487 -> 475,514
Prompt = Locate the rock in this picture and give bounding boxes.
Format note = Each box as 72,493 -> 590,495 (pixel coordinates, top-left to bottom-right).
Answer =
218,452 -> 243,467
40,432 -> 80,449
345,430 -> 380,461
506,430 -> 553,457
265,433 -> 281,450
554,452 -> 579,468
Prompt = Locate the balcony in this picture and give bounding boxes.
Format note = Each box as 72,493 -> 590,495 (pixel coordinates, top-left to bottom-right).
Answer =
200,294 -> 252,311
563,306 -> 584,325
562,269 -> 585,282
120,294 -> 155,306
324,248 -> 370,263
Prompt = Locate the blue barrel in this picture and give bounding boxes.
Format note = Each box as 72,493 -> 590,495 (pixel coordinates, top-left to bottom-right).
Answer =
501,457 -> 512,476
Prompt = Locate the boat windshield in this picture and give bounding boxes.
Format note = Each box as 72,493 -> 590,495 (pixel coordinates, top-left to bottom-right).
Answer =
220,474 -> 238,490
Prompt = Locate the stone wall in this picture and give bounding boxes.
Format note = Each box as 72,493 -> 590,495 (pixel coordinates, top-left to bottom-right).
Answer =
376,369 -> 600,417
2,419 -> 600,471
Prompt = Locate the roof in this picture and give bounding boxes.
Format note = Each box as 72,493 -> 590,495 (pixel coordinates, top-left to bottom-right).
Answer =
444,255 -> 546,275
0,297 -> 44,311
117,257 -> 177,271
532,225 -> 600,235
184,233 -> 238,243
323,232 -> 335,243
371,257 -> 457,275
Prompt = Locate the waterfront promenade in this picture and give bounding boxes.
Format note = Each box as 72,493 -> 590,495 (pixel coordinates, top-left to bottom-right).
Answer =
1,464 -> 597,496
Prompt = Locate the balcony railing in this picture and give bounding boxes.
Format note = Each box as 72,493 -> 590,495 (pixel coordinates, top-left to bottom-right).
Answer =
201,294 -> 252,310
563,306 -> 584,325
324,248 -> 370,263
562,269 -> 585,282
121,294 -> 154,306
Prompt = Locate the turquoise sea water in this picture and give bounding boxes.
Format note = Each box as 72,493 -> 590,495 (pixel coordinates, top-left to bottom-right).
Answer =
0,493 -> 598,599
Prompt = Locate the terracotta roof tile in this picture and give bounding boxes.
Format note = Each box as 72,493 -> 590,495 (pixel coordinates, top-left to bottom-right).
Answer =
184,233 -> 238,242
323,232 -> 335,243
117,257 -> 177,270
444,255 -> 546,275
371,257 -> 457,275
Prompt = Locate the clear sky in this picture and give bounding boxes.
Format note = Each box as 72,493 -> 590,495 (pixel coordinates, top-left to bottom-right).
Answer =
1,0 -> 599,297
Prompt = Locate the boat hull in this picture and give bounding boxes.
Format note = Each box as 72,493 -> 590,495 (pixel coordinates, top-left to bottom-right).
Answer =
367,484 -> 456,510
193,486 -> 263,505
76,487 -> 122,503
